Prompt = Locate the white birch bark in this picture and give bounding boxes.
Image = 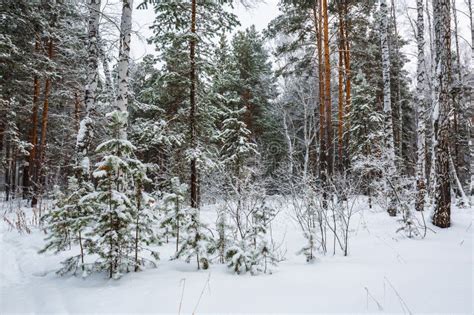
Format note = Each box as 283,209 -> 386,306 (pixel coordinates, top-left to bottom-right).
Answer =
116,0 -> 133,140
448,150 -> 470,206
282,111 -> 294,178
76,0 -> 100,173
415,0 -> 427,211
98,34 -> 115,103
380,0 -> 397,216
432,0 -> 452,228
468,0 -> 474,199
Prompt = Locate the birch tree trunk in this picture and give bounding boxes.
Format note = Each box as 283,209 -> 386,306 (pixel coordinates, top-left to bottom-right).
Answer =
380,0 -> 397,216
116,0 -> 133,140
282,111 -> 294,177
468,0 -> 474,199
76,0 -> 100,174
99,34 -> 115,103
431,0 -> 452,228
415,0 -> 427,211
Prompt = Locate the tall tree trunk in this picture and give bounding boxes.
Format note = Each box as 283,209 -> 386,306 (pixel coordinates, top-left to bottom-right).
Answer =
337,14 -> 344,173
116,0 -> 133,140
23,37 -> 41,198
32,38 -> 54,207
76,0 -> 100,176
342,0 -> 351,169
450,0 -> 464,193
390,0 -> 404,172
431,0 -> 452,228
312,3 -> 325,179
468,0 -> 474,199
380,0 -> 397,216
322,0 -> 333,177
415,0 -> 427,211
190,0 -> 198,209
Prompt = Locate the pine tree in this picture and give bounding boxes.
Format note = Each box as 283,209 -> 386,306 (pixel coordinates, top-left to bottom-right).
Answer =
214,207 -> 233,264
159,177 -> 187,253
218,108 -> 258,171
176,207 -> 212,270
230,27 -> 279,175
149,0 -> 239,193
224,188 -> 278,275
40,175 -> 95,277
84,111 -> 157,278
349,70 -> 384,160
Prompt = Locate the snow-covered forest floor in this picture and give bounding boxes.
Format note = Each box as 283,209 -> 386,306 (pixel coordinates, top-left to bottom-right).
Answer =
1,197 -> 472,314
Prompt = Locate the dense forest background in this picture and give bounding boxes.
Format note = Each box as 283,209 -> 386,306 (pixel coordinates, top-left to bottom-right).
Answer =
0,0 -> 472,278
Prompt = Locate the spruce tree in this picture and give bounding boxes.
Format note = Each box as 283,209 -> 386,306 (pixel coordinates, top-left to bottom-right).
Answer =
349,70 -> 384,160
159,177 -> 188,253
84,111 -> 157,278
40,175 -> 95,277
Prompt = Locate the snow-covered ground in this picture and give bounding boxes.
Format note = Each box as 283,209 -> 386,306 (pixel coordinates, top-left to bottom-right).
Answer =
1,198 -> 472,314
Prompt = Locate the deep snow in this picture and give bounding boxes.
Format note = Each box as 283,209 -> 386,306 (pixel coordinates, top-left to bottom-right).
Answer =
0,197 -> 472,314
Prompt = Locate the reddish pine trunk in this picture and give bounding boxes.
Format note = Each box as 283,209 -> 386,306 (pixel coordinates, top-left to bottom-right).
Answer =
23,37 -> 41,198
322,0 -> 333,177
32,38 -> 53,207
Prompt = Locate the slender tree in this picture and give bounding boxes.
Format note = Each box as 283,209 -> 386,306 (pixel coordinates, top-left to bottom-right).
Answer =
23,37 -> 41,198
322,0 -> 333,177
76,0 -> 100,174
116,0 -> 133,140
415,0 -> 427,211
380,0 -> 397,216
33,38 -> 54,207
431,0 -> 452,228
190,0 -> 198,209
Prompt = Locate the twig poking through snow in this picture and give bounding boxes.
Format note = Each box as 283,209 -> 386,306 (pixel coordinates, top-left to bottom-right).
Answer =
178,278 -> 186,315
364,287 -> 384,311
384,276 -> 413,315
193,273 -> 211,314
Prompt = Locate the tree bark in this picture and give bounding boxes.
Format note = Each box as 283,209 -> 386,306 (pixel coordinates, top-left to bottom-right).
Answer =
76,0 -> 100,176
415,0 -> 427,211
322,0 -> 333,177
342,0 -> 351,169
312,3 -> 325,179
190,0 -> 198,209
390,0 -> 404,172
32,38 -> 53,207
116,0 -> 133,140
337,20 -> 344,172
432,0 -> 452,228
380,0 -> 397,216
23,36 -> 41,198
